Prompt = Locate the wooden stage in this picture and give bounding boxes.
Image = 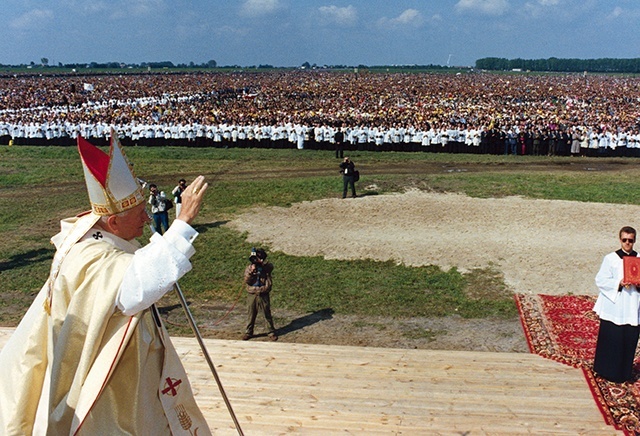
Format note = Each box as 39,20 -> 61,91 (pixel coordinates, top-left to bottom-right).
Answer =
0,327 -> 619,435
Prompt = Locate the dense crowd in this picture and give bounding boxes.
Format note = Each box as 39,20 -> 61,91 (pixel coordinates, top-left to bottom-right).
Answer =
1,70 -> 640,156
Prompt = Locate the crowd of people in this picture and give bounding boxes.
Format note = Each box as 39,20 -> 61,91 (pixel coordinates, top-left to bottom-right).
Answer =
2,70 -> 640,156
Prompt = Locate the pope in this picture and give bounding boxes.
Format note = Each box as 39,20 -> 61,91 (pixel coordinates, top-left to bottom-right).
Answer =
0,131 -> 211,435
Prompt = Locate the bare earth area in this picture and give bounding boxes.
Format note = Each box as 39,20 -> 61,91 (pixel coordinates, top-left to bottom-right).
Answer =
230,190 -> 638,295
186,190 -> 640,353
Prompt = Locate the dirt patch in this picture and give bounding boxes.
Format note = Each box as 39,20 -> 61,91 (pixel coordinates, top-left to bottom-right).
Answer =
228,190 -> 637,295
191,190 -> 640,352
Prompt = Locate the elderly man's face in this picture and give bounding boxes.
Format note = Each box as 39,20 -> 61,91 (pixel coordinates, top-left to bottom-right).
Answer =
114,203 -> 151,240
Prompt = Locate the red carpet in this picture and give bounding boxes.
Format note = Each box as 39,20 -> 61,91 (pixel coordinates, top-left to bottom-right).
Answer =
515,293 -> 640,435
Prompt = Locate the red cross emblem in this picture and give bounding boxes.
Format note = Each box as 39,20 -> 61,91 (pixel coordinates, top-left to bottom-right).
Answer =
162,377 -> 183,396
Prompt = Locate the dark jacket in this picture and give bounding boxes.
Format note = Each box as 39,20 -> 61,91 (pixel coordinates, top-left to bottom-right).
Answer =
339,160 -> 356,177
244,262 -> 273,294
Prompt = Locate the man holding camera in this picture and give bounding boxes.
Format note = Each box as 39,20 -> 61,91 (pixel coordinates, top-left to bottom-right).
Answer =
243,248 -> 278,341
339,157 -> 357,198
172,178 -> 188,218
148,183 -> 170,235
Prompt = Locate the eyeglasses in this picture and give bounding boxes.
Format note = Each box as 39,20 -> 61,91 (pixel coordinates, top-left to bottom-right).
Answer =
622,238 -> 636,243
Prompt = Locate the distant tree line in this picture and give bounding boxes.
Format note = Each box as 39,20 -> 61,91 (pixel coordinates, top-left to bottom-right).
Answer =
0,60 -> 458,73
10,57 -> 640,73
476,57 -> 640,73
65,60 -> 219,69
0,60 -> 219,70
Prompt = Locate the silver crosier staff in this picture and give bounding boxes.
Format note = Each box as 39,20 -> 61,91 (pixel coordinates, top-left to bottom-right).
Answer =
172,280 -> 244,436
144,178 -> 244,436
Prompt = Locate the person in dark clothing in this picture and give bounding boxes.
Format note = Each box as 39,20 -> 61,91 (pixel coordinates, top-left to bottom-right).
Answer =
548,130 -> 558,156
524,128 -> 534,156
339,157 -> 357,198
532,128 -> 541,156
242,248 -> 277,341
334,127 -> 345,158
171,178 -> 187,218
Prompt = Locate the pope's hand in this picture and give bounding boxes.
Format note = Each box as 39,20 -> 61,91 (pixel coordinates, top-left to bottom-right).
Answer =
177,175 -> 208,224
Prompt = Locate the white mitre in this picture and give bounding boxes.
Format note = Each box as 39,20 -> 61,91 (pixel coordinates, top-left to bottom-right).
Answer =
44,132 -> 146,313
77,130 -> 145,216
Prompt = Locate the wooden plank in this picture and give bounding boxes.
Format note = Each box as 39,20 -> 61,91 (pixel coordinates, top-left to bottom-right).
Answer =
0,327 -> 620,435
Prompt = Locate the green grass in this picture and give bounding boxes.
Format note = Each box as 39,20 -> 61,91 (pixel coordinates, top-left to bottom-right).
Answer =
3,146 -> 640,324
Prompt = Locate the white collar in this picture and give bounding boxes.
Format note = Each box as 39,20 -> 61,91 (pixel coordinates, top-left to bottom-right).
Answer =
80,226 -> 141,254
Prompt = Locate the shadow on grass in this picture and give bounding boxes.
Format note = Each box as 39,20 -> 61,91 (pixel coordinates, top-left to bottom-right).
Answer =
0,247 -> 54,272
275,308 -> 335,338
157,303 -> 183,315
192,220 -> 229,234
356,191 -> 379,198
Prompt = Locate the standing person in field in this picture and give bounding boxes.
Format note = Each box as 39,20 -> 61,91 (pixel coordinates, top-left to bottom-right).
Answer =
0,131 -> 211,434
172,178 -> 188,218
243,248 -> 278,341
149,183 -> 170,234
593,226 -> 640,383
334,125 -> 345,159
339,156 -> 357,199
571,127 -> 582,157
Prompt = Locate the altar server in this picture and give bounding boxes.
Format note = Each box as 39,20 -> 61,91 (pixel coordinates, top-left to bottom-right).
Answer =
593,226 -> 640,383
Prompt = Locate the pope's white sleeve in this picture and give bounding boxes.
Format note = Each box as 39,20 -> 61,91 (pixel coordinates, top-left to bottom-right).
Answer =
117,219 -> 198,315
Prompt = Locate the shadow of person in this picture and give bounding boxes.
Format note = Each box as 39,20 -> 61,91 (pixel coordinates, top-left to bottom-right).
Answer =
356,191 -> 379,198
0,247 -> 55,272
191,220 -> 229,234
157,303 -> 184,315
273,308 -> 335,338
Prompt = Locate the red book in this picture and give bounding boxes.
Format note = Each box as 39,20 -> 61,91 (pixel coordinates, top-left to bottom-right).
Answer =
623,256 -> 640,285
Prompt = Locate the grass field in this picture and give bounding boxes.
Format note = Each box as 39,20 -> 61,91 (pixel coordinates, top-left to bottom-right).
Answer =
2,145 -> 640,325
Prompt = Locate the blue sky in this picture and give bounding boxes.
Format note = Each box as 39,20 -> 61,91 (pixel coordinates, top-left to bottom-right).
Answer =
3,0 -> 640,67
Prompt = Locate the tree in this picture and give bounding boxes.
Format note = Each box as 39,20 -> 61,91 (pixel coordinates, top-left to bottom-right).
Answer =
206,59 -> 217,68
41,57 -> 49,66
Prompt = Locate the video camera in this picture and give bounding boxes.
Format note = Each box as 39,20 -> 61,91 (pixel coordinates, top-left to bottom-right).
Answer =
249,247 -> 267,265
249,247 -> 267,285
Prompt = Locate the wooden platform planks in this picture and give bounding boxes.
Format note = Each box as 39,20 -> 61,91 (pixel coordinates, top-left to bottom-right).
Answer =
0,327 -> 620,435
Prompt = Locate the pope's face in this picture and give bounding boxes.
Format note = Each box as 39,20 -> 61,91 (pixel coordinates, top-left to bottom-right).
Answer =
115,203 -> 151,240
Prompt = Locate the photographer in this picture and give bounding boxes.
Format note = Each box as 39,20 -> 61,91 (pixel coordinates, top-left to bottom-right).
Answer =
242,248 -> 278,341
148,183 -> 170,235
171,178 -> 188,218
339,156 -> 357,199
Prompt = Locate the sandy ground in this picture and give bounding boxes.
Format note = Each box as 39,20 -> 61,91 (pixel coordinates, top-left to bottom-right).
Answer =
229,190 -> 640,297
208,190 -> 640,352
